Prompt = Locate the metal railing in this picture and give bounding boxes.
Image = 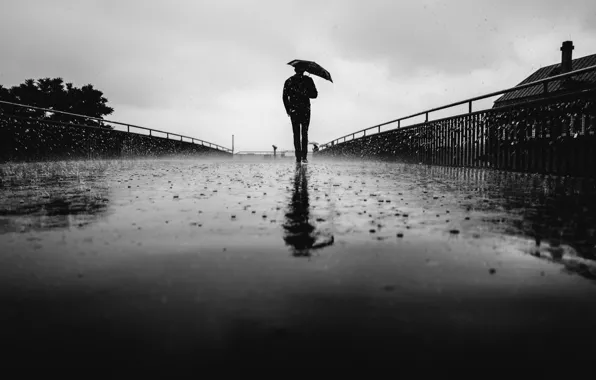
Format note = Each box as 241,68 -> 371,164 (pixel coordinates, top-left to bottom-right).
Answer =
234,150 -> 305,155
0,100 -> 232,153
235,151 -> 277,155
320,64 -> 596,149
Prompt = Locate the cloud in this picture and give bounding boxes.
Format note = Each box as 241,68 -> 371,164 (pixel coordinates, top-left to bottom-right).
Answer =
1,0 -> 595,150
324,0 -> 596,76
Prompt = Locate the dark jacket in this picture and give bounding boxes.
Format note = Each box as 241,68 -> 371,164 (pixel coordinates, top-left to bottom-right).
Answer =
283,74 -> 318,114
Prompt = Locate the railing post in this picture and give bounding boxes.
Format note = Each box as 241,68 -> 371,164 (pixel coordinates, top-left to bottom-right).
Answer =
468,101 -> 472,114
166,133 -> 169,139
149,130 -> 152,137
127,125 -> 130,133
425,112 -> 429,123
398,120 -> 400,128
364,130 -> 366,137
378,126 -> 381,133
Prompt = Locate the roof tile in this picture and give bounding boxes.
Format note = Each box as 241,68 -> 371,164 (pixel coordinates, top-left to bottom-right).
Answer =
494,54 -> 596,105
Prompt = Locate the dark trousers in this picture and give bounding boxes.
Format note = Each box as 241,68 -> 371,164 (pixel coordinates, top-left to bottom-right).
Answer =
290,108 -> 310,160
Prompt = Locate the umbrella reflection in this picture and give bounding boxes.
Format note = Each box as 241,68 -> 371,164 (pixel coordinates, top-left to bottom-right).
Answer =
283,165 -> 333,257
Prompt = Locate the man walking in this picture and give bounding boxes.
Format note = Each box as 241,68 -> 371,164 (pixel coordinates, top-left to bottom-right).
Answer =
283,66 -> 318,163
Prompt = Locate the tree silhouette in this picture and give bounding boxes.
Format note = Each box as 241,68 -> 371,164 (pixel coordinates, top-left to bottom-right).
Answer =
0,84 -> 11,106
0,77 -> 114,128
8,79 -> 44,118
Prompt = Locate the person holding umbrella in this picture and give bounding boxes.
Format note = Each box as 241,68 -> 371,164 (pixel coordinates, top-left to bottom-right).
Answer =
283,60 -> 332,164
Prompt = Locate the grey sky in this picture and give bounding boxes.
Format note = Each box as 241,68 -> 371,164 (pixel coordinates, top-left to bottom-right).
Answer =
2,0 -> 595,151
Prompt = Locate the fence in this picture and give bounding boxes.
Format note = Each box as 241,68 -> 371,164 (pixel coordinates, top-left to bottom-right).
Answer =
318,65 -> 596,178
0,100 -> 232,162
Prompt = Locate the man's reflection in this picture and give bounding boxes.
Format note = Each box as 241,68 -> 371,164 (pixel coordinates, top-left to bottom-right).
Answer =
283,165 -> 333,257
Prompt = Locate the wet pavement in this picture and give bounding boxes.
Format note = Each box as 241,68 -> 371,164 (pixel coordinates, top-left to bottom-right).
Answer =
2,157 -> 596,369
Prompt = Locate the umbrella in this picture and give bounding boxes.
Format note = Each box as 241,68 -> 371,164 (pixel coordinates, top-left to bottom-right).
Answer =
288,59 -> 333,82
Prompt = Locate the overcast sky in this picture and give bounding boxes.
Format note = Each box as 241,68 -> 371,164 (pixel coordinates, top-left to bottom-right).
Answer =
2,0 -> 595,152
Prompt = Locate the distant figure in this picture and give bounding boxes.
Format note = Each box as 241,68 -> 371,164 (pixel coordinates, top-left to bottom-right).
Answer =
283,67 -> 318,163
272,145 -> 277,158
312,144 -> 319,153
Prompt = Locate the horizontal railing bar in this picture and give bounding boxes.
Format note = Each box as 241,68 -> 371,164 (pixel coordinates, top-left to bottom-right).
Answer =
236,151 -> 274,153
1,113 -> 234,148
333,87 -> 596,141
0,99 -> 232,152
321,64 -> 596,148
3,113 -> 125,133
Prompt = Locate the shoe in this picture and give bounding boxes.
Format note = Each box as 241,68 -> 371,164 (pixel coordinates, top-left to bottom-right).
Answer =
301,158 -> 308,164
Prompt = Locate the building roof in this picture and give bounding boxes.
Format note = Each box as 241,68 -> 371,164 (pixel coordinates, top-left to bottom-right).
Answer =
493,53 -> 596,107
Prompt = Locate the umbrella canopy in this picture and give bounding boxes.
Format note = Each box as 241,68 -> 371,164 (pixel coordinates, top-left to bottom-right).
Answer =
288,59 -> 333,82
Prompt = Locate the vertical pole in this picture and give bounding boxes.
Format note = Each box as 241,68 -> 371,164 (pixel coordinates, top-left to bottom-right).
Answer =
232,134 -> 234,154
467,115 -> 471,167
475,114 -> 480,167
447,120 -> 451,166
480,115 -> 485,168
468,116 -> 472,167
458,119 -> 462,167
462,117 -> 466,167
440,122 -> 444,167
473,115 -> 478,168
478,113 -> 488,168
447,119 -> 451,166
446,120 -> 450,166
452,119 -> 457,167
434,122 -> 437,165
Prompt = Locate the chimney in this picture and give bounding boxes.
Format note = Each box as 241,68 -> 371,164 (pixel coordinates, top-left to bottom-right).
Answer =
560,41 -> 574,73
